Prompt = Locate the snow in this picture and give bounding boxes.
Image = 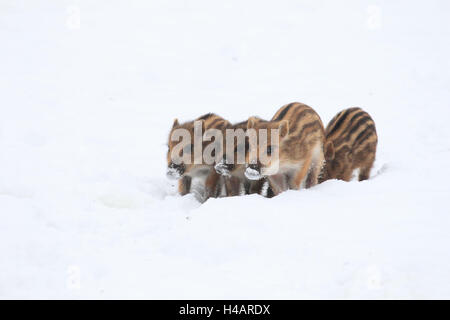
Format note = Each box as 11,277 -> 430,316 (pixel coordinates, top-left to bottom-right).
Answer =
1,0 -> 450,299
244,167 -> 262,181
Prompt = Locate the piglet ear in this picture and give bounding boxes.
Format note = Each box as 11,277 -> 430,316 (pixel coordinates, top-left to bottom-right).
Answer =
278,120 -> 289,138
247,117 -> 257,129
172,118 -> 179,128
324,141 -> 335,161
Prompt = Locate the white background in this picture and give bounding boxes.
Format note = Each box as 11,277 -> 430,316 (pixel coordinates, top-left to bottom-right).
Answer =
1,0 -> 449,298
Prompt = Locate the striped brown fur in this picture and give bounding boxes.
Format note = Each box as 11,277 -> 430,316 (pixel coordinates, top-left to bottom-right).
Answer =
216,119 -> 268,197
246,102 -> 326,190
321,107 -> 378,182
167,113 -> 230,201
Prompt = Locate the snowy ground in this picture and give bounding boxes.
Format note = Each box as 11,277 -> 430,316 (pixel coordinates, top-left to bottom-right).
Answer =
1,0 -> 450,299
